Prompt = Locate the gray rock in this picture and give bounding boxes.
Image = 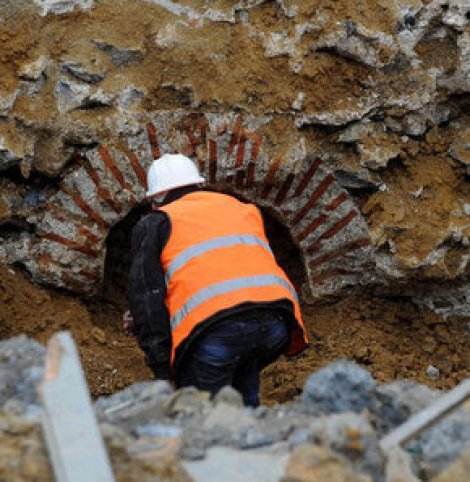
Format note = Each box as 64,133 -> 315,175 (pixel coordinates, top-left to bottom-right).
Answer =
402,112 -> 428,136
213,386 -> 244,408
231,425 -> 276,450
442,0 -> 470,30
24,189 -> 46,208
202,402 -> 257,437
164,386 -> 212,418
95,380 -> 174,430
295,94 -> 379,127
307,412 -> 383,480
300,360 -> 376,414
92,40 -> 144,67
0,336 -> 45,414
183,446 -> 290,482
54,79 -> 115,113
335,170 -> 381,191
426,365 -> 440,378
117,87 -> 145,110
0,90 -> 18,117
133,423 -> 182,439
99,422 -> 131,446
287,426 -> 310,449
372,380 -> 439,435
311,21 -> 397,67
253,405 -> 269,419
180,421 -> 218,460
61,61 -> 106,84
411,282 -> 470,318
17,55 -> 50,81
179,429 -> 211,460
412,408 -> 470,479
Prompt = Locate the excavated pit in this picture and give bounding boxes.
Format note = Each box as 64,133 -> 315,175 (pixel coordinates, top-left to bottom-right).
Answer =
0,203 -> 468,404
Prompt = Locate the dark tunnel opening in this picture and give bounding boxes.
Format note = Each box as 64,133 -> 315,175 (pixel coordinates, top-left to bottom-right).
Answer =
102,202 -> 151,304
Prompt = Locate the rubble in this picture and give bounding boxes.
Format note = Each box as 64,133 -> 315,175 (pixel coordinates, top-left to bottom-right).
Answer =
1,336 -> 469,482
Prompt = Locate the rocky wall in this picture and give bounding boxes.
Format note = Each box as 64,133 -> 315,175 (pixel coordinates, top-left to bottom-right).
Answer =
0,0 -> 469,314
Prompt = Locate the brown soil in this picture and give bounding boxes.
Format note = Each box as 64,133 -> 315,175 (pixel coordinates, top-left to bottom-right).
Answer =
1,265 -> 468,404
261,294 -> 470,404
0,265 -> 153,396
3,0 -> 376,136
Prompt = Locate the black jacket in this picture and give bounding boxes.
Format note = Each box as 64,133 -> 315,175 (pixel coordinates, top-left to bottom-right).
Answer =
127,186 -> 294,381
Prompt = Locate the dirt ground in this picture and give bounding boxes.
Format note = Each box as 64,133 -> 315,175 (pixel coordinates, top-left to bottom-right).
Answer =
1,265 -> 468,405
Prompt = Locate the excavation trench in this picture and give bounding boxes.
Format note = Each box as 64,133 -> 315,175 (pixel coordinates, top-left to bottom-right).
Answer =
1,195 -> 468,404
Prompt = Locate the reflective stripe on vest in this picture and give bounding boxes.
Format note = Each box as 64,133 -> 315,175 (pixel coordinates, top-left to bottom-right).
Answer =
170,274 -> 299,330
165,234 -> 273,284
159,191 -> 309,361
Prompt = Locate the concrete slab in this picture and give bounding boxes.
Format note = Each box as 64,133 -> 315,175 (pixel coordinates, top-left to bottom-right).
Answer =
38,331 -> 115,482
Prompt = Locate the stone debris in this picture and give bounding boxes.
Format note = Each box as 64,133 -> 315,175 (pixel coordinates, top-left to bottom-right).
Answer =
300,360 -> 376,414
32,0 -> 94,16
60,61 -> 107,84
0,335 -> 45,417
430,449 -> 470,482
426,365 -> 440,379
0,0 -> 468,476
1,336 -> 469,482
17,55 -> 50,81
281,444 -> 372,482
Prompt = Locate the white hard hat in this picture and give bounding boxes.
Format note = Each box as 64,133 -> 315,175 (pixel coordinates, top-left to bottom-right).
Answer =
146,153 -> 205,198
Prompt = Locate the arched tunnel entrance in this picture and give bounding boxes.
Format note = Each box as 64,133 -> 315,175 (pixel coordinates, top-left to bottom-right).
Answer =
2,110 -> 467,404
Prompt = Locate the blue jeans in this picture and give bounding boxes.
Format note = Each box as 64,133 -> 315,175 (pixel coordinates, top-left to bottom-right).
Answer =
177,309 -> 290,407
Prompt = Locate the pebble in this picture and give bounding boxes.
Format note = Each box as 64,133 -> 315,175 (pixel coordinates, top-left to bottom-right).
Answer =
91,327 -> 107,344
426,365 -> 440,378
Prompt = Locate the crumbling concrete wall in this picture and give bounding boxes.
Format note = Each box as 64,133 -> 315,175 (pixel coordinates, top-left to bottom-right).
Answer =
0,0 -> 469,314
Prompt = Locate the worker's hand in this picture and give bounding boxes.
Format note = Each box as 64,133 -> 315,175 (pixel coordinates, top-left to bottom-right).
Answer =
122,310 -> 136,337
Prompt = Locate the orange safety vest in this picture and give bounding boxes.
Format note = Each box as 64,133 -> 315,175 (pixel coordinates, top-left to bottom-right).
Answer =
159,191 -> 308,364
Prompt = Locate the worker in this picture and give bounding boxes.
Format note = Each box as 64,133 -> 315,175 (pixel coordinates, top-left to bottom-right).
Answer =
124,153 -> 308,406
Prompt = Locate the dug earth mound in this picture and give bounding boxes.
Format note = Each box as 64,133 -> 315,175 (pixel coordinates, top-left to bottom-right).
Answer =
0,265 -> 468,402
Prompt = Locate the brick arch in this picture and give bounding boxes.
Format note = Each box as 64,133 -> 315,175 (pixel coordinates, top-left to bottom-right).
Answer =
34,111 -> 373,297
